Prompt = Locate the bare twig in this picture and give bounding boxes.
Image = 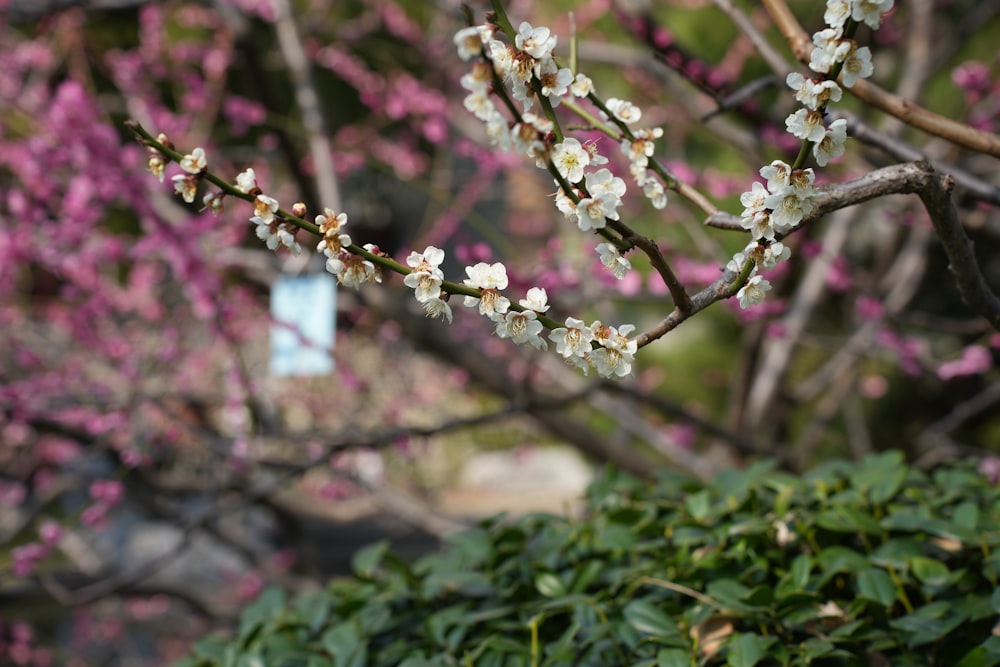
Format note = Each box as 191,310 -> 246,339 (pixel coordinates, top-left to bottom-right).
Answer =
272,0 -> 342,212
916,173 -> 1000,330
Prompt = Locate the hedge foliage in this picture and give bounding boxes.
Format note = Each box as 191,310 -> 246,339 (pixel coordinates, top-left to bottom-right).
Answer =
178,451 -> 1000,666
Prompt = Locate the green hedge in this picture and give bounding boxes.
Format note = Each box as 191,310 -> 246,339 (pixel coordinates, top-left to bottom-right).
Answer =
178,451 -> 1000,666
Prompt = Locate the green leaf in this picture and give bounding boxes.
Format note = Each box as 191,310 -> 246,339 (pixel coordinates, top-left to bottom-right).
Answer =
953,502 -> 980,531
815,506 -> 882,535
871,538 -> 924,570
799,638 -> 835,661
816,546 -> 869,575
851,450 -> 906,504
910,556 -> 950,587
624,599 -> 684,644
658,648 -> 694,667
595,521 -> 636,551
957,647 -> 1000,667
726,632 -> 773,667
321,621 -> 367,667
535,572 -> 567,598
890,601 -> 962,648
351,540 -> 388,578
685,489 -> 712,522
789,554 -> 812,590
856,569 -> 897,607
992,587 -> 1000,613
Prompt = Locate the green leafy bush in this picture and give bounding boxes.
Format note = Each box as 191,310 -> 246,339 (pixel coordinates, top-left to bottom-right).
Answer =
179,451 -> 1000,666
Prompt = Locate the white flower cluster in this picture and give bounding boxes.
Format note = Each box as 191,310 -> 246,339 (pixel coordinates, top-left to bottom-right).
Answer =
454,20 -> 670,282
462,260 -> 636,376
313,206 -> 382,289
730,0 -> 892,309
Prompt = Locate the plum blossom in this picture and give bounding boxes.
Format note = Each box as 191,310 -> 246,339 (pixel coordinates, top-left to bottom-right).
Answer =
813,118 -> 848,166
809,28 -> 851,73
316,209 -> 352,256
147,152 -> 165,182
852,0 -> 894,29
235,167 -> 258,193
535,58 -> 574,103
604,98 -> 642,124
495,309 -> 547,350
840,45 -> 874,88
423,297 -> 453,323
171,174 -> 197,203
551,138 -> 590,183
463,262 -> 511,318
453,26 -> 484,61
824,0 -> 852,31
403,246 -> 445,303
335,250 -> 381,289
597,242 -> 632,279
570,73 -> 594,97
519,287 -> 550,312
550,317 -> 594,359
591,324 -> 637,378
785,109 -> 827,143
786,72 -> 842,110
643,179 -> 668,209
253,194 -> 279,224
179,147 -> 207,174
515,22 -> 557,60
738,274 -> 772,309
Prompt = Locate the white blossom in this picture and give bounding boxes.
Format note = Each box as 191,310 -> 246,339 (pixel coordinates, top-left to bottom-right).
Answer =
852,0 -> 894,29
813,118 -> 848,166
495,309 -> 547,350
516,22 -> 557,60
519,287 -> 550,312
551,138 -> 590,183
597,243 -> 631,279
570,73 -> 594,97
786,72 -> 842,110
171,174 -> 197,203
253,194 -> 279,224
737,274 -> 771,309
760,161 -> 792,193
841,45 -> 874,87
824,0 -> 852,31
809,28 -> 852,73
403,246 -> 446,303
785,108 -> 828,143
453,26 -> 483,61
463,262 -> 510,318
604,98 -> 642,125
643,179 -> 668,209
535,58 -> 574,104
549,317 -> 594,359
235,168 -> 257,194
423,297 -> 453,323
179,147 -> 207,174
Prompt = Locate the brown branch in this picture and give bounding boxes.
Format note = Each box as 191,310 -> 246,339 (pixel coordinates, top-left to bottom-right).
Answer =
661,162 -> 1000,349
762,0 -> 1000,158
916,173 -> 1000,331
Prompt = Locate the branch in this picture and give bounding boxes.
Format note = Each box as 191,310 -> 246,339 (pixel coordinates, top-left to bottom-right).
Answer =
762,0 -> 1000,158
916,172 -> 1000,331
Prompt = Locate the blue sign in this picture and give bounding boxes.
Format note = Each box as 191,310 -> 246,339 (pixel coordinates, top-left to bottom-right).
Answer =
270,274 -> 336,376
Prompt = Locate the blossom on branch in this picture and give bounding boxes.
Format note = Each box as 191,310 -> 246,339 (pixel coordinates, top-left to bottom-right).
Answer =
179,147 -> 207,174
463,262 -> 511,319
550,317 -> 594,359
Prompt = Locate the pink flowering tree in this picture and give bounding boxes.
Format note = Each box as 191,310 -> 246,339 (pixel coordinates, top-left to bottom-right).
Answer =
2,0 -> 1000,663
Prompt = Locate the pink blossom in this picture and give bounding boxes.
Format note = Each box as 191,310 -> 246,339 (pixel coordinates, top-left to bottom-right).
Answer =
937,345 -> 992,380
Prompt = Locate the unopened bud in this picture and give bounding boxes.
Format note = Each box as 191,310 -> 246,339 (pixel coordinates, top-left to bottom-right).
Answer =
291,202 -> 307,217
